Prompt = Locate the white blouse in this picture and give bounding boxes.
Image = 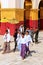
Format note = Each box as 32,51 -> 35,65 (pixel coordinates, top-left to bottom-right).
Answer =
3,33 -> 10,42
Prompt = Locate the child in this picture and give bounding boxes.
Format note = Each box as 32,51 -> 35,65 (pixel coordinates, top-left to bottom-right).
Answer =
25,31 -> 32,55
3,30 -> 10,54
26,28 -> 34,42
16,30 -> 21,51
18,33 -> 26,60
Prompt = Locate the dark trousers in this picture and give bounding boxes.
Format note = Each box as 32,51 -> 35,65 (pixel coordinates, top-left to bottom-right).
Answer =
31,35 -> 34,42
35,30 -> 39,42
14,39 -> 17,51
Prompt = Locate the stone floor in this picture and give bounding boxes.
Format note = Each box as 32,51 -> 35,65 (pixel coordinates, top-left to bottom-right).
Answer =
0,31 -> 43,65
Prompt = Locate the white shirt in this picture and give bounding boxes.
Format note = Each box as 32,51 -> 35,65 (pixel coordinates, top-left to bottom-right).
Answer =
7,29 -> 10,34
19,26 -> 24,33
18,37 -> 26,45
25,35 -> 32,43
25,35 -> 32,46
16,33 -> 21,42
3,33 -> 10,42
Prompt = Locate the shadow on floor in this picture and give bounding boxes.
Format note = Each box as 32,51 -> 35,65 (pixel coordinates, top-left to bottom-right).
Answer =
26,50 -> 36,58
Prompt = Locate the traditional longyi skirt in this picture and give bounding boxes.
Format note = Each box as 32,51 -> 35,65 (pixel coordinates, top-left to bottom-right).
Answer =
20,44 -> 26,58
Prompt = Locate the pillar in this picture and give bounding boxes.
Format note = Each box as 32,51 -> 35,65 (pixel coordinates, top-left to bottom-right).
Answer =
29,9 -> 39,30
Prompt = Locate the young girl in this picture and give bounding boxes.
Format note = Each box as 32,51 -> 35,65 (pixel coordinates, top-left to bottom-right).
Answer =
18,33 -> 26,59
3,30 -> 10,54
25,31 -> 32,55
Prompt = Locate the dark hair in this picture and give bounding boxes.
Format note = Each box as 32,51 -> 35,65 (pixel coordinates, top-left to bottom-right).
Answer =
6,30 -> 8,33
21,32 -> 25,35
15,29 -> 18,31
26,31 -> 29,34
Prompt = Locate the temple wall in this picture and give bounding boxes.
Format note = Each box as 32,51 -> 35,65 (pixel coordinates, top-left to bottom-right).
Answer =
0,0 -> 43,35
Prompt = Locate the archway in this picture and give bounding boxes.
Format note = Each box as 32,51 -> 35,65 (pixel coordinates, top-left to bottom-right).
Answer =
0,3 -> 1,27
38,0 -> 43,30
24,0 -> 32,30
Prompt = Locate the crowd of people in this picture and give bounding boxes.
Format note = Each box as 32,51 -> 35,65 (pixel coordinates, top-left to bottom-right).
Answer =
2,25 -> 39,60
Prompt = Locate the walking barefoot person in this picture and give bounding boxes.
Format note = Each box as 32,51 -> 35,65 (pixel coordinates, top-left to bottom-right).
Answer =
2,30 -> 10,54
25,31 -> 32,55
18,33 -> 26,60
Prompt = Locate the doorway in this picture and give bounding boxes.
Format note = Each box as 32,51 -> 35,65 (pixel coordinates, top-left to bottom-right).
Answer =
38,1 -> 43,30
24,0 -> 32,29
0,3 -> 1,30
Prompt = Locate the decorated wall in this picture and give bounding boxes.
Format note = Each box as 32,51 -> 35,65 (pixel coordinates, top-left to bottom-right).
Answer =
0,0 -> 43,35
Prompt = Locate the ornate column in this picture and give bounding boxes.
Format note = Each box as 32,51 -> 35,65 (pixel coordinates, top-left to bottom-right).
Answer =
29,9 -> 39,29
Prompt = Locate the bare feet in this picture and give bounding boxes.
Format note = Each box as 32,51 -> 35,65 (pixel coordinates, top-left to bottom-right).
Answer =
2,51 -> 6,54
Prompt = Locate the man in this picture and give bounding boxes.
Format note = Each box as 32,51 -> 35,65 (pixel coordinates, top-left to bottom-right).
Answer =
30,28 -> 34,43
19,25 -> 24,33
7,27 -> 10,34
13,29 -> 18,51
35,29 -> 39,43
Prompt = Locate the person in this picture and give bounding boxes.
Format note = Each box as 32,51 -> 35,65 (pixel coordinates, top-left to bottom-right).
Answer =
30,28 -> 34,43
25,31 -> 32,55
26,28 -> 31,35
26,28 -> 34,42
16,30 -> 21,51
18,33 -> 26,60
13,29 -> 18,51
3,30 -> 10,54
7,27 -> 10,34
35,29 -> 39,43
19,25 -> 24,33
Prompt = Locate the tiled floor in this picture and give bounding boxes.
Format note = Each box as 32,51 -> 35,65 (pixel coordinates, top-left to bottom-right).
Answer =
0,31 -> 43,65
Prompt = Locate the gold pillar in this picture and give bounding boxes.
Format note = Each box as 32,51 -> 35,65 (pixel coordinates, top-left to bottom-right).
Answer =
1,8 -> 24,23
15,9 -> 24,21
30,9 -> 39,20
29,9 -> 39,29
